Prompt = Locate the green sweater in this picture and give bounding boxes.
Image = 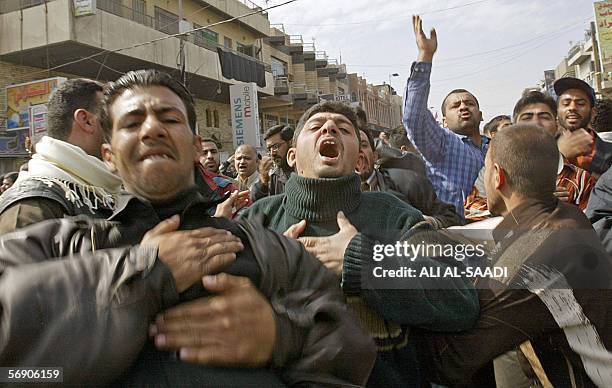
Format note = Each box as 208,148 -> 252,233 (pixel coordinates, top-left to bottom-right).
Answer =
241,173 -> 479,387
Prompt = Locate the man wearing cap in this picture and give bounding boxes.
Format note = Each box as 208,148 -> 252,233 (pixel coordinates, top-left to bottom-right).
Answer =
251,125 -> 294,201
554,77 -> 612,178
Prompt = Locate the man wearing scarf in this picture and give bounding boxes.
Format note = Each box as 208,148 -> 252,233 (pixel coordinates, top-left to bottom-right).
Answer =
0,79 -> 121,234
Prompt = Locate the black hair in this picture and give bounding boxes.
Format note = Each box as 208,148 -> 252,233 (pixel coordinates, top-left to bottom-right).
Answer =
512,91 -> 557,122
99,70 -> 196,140
441,89 -> 480,116
294,101 -> 360,146
593,98 -> 612,133
46,79 -> 104,140
483,115 -> 511,135
264,124 -> 294,142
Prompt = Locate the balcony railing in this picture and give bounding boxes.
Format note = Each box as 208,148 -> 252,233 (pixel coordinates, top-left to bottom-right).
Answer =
289,35 -> 303,45
97,0 -> 155,28
0,0 -> 46,15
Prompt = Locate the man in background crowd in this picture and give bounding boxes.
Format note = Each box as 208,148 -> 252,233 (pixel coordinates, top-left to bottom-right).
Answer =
0,172 -> 17,194
483,115 -> 511,139
234,144 -> 260,191
0,79 -> 120,235
251,124 -> 294,201
199,138 -> 237,199
403,16 -> 488,220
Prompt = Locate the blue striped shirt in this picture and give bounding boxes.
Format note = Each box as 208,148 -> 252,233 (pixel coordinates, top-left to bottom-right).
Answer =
402,62 -> 488,220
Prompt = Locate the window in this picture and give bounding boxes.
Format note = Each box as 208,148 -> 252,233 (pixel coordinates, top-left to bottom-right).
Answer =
213,110 -> 219,128
205,109 -> 212,127
154,6 -> 178,35
193,24 -> 218,47
132,0 -> 146,24
224,37 -> 233,49
271,57 -> 287,77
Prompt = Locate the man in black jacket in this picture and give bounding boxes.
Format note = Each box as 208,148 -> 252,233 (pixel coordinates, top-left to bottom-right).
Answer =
0,70 -> 375,386
357,128 -> 461,228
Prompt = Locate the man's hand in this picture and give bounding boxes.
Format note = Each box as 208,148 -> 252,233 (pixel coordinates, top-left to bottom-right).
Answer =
214,190 -> 250,218
554,186 -> 571,202
258,156 -> 274,186
142,216 -> 244,292
557,128 -> 593,161
284,219 -> 306,239
151,273 -> 276,367
413,15 -> 437,63
298,212 -> 358,276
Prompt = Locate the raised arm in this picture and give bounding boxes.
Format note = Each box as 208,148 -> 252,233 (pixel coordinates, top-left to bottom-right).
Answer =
403,15 -> 449,162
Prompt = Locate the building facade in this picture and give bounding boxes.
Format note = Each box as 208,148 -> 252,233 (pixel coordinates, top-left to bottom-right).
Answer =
347,74 -> 402,132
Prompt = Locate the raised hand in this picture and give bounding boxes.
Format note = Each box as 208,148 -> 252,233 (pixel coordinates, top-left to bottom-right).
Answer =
412,15 -> 438,62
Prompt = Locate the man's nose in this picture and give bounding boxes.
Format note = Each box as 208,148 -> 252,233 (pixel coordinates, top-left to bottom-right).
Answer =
321,120 -> 339,134
140,115 -> 167,140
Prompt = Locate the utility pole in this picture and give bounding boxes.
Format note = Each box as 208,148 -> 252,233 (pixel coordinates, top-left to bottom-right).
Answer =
178,0 -> 187,86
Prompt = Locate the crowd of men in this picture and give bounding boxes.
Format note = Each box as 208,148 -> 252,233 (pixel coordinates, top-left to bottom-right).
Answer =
0,15 -> 611,388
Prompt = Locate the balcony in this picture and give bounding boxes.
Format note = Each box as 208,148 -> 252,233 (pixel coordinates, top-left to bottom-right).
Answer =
0,0 -> 274,96
274,75 -> 289,95
567,42 -> 591,67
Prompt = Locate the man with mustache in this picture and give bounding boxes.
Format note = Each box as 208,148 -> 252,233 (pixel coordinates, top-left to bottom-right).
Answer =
555,77 -> 612,178
251,124 -> 294,201
403,15 -> 488,220
0,70 -> 375,386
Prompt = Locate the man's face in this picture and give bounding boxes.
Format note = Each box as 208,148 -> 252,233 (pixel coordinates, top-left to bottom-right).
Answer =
102,85 -> 200,203
443,92 -> 482,136
287,112 -> 359,179
234,147 -> 258,178
266,133 -> 290,168
488,118 -> 511,139
1,178 -> 13,193
357,130 -> 376,179
557,88 -> 593,131
484,151 -> 505,216
515,103 -> 558,136
200,141 -> 220,172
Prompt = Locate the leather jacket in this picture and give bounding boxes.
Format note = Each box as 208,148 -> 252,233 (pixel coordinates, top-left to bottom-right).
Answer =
0,190 -> 376,387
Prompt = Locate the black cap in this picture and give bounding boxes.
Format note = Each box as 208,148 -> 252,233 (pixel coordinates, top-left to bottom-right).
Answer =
553,77 -> 596,106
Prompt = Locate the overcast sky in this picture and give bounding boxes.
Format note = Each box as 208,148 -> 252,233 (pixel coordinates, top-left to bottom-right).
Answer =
267,0 -> 598,123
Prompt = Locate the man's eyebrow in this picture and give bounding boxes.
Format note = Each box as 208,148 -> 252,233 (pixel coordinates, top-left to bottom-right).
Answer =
335,116 -> 353,127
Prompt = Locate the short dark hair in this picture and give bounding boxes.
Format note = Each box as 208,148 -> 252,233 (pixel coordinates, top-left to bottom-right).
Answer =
512,91 -> 557,122
264,124 -> 294,142
483,115 -> 511,135
441,89 -> 479,116
593,98 -> 612,133
360,127 -> 375,151
490,125 -> 558,198
294,101 -> 360,146
352,106 -> 368,131
46,79 -> 104,141
3,172 -> 18,184
99,70 -> 196,141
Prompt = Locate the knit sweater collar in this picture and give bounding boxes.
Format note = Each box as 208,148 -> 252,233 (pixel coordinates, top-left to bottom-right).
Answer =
284,173 -> 361,222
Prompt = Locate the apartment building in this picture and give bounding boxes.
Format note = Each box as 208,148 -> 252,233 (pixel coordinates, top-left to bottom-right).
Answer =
0,0 -> 274,170
347,74 -> 402,132
259,24 -> 350,130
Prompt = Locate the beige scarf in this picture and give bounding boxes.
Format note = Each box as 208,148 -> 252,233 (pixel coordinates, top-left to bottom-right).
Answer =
17,136 -> 122,212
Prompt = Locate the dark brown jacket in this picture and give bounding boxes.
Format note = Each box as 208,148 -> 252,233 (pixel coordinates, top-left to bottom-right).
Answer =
418,198 -> 612,388
0,189 -> 376,387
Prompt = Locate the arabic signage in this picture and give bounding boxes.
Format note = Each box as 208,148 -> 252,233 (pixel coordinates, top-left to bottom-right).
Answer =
229,83 -> 261,149
595,1 -> 612,81
73,0 -> 96,16
3,77 -> 65,156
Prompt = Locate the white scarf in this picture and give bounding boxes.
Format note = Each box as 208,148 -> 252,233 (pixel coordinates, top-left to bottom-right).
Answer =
17,136 -> 122,212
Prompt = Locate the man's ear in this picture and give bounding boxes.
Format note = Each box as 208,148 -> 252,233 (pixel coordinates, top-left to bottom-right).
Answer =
287,147 -> 297,169
74,109 -> 96,134
442,116 -> 448,128
591,106 -> 598,124
356,153 -> 365,173
478,110 -> 483,123
193,135 -> 203,162
101,143 -> 117,173
494,163 -> 506,191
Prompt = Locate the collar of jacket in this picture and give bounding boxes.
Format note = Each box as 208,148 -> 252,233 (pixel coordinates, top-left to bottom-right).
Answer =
284,173 -> 361,222
108,186 -> 220,221
492,196 -> 558,243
